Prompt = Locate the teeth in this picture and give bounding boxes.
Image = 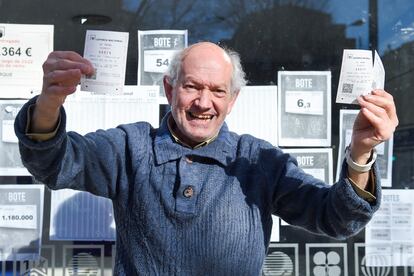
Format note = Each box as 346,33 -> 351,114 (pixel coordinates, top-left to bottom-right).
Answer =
190,113 -> 212,120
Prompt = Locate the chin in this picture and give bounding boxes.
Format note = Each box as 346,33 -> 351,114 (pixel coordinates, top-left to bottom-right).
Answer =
187,134 -> 209,143
184,127 -> 210,139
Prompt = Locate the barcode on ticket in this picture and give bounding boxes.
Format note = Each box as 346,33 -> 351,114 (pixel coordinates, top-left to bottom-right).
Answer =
342,83 -> 353,94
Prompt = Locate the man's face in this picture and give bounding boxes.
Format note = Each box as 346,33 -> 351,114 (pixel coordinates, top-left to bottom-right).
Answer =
165,43 -> 238,147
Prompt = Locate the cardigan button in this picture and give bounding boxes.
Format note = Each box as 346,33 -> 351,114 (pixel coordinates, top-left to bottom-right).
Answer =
183,186 -> 194,198
185,156 -> 193,164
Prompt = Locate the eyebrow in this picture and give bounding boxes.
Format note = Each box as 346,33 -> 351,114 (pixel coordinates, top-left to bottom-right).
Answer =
182,77 -> 229,90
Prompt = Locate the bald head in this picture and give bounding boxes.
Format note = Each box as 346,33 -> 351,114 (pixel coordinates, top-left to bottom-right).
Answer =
184,42 -> 232,64
166,42 -> 246,94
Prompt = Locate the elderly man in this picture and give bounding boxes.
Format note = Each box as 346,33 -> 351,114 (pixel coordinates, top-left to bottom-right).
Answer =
15,42 -> 398,275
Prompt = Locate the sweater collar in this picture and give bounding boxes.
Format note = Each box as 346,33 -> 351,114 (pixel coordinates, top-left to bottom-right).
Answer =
154,113 -> 236,166
166,115 -> 218,149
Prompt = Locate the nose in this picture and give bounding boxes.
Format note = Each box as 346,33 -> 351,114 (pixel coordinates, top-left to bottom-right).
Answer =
195,89 -> 212,109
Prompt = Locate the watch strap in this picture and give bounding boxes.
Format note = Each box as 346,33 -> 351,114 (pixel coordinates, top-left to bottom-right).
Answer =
345,145 -> 377,173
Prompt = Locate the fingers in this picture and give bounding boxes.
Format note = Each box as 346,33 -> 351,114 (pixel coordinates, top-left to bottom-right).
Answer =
42,68 -> 82,101
42,51 -> 94,91
361,90 -> 395,113
356,89 -> 399,141
43,51 -> 94,76
358,89 -> 399,127
32,51 -> 92,130
44,69 -> 83,87
44,84 -> 78,98
39,51 -> 94,109
359,108 -> 390,140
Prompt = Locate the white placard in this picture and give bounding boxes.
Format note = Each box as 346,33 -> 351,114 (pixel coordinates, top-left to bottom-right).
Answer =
0,23 -> 54,98
225,86 -> 278,146
306,244 -> 348,276
64,85 -> 160,135
285,90 -> 324,115
345,129 -> 352,148
0,205 -> 37,229
303,168 -> 326,182
143,49 -> 179,73
278,71 -> 331,147
1,120 -> 17,143
0,100 -> 30,176
265,244 -> 299,276
336,49 -> 385,104
270,215 -> 280,242
365,189 -> 414,267
337,109 -> 393,187
81,30 -> 129,94
287,148 -> 333,184
345,128 -> 385,155
138,30 -> 187,96
0,185 -> 44,261
375,141 -> 385,156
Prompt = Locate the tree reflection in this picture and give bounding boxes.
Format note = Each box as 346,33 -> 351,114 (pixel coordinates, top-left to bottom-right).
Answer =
215,0 -> 329,29
222,5 -> 354,84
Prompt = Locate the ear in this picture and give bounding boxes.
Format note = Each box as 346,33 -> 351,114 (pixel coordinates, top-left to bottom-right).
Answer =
163,76 -> 174,105
226,90 -> 240,115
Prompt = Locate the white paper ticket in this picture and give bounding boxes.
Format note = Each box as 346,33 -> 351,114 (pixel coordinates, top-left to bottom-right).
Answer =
336,49 -> 385,104
81,30 -> 129,94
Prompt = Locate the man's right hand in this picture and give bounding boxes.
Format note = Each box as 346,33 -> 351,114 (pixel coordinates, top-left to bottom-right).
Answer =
32,51 -> 94,133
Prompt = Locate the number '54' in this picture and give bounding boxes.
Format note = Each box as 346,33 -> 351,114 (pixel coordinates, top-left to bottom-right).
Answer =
156,58 -> 169,67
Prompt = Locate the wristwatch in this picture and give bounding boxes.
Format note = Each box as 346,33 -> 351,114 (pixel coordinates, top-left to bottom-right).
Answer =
345,145 -> 377,173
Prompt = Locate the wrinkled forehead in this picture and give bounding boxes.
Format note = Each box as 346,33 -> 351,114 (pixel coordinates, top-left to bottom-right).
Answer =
184,43 -> 231,66
180,44 -> 233,81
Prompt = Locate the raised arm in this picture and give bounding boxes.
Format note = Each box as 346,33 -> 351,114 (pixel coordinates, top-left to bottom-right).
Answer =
32,51 -> 94,133
348,89 -> 398,189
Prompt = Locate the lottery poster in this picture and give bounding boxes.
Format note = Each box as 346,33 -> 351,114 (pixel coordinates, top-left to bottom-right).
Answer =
278,71 -> 331,147
0,23 -> 53,98
0,100 -> 30,176
137,30 -> 187,96
284,148 -> 333,185
0,185 -> 44,261
336,109 -> 393,187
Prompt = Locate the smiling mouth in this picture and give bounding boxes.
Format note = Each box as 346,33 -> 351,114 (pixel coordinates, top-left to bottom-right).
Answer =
188,112 -> 214,120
